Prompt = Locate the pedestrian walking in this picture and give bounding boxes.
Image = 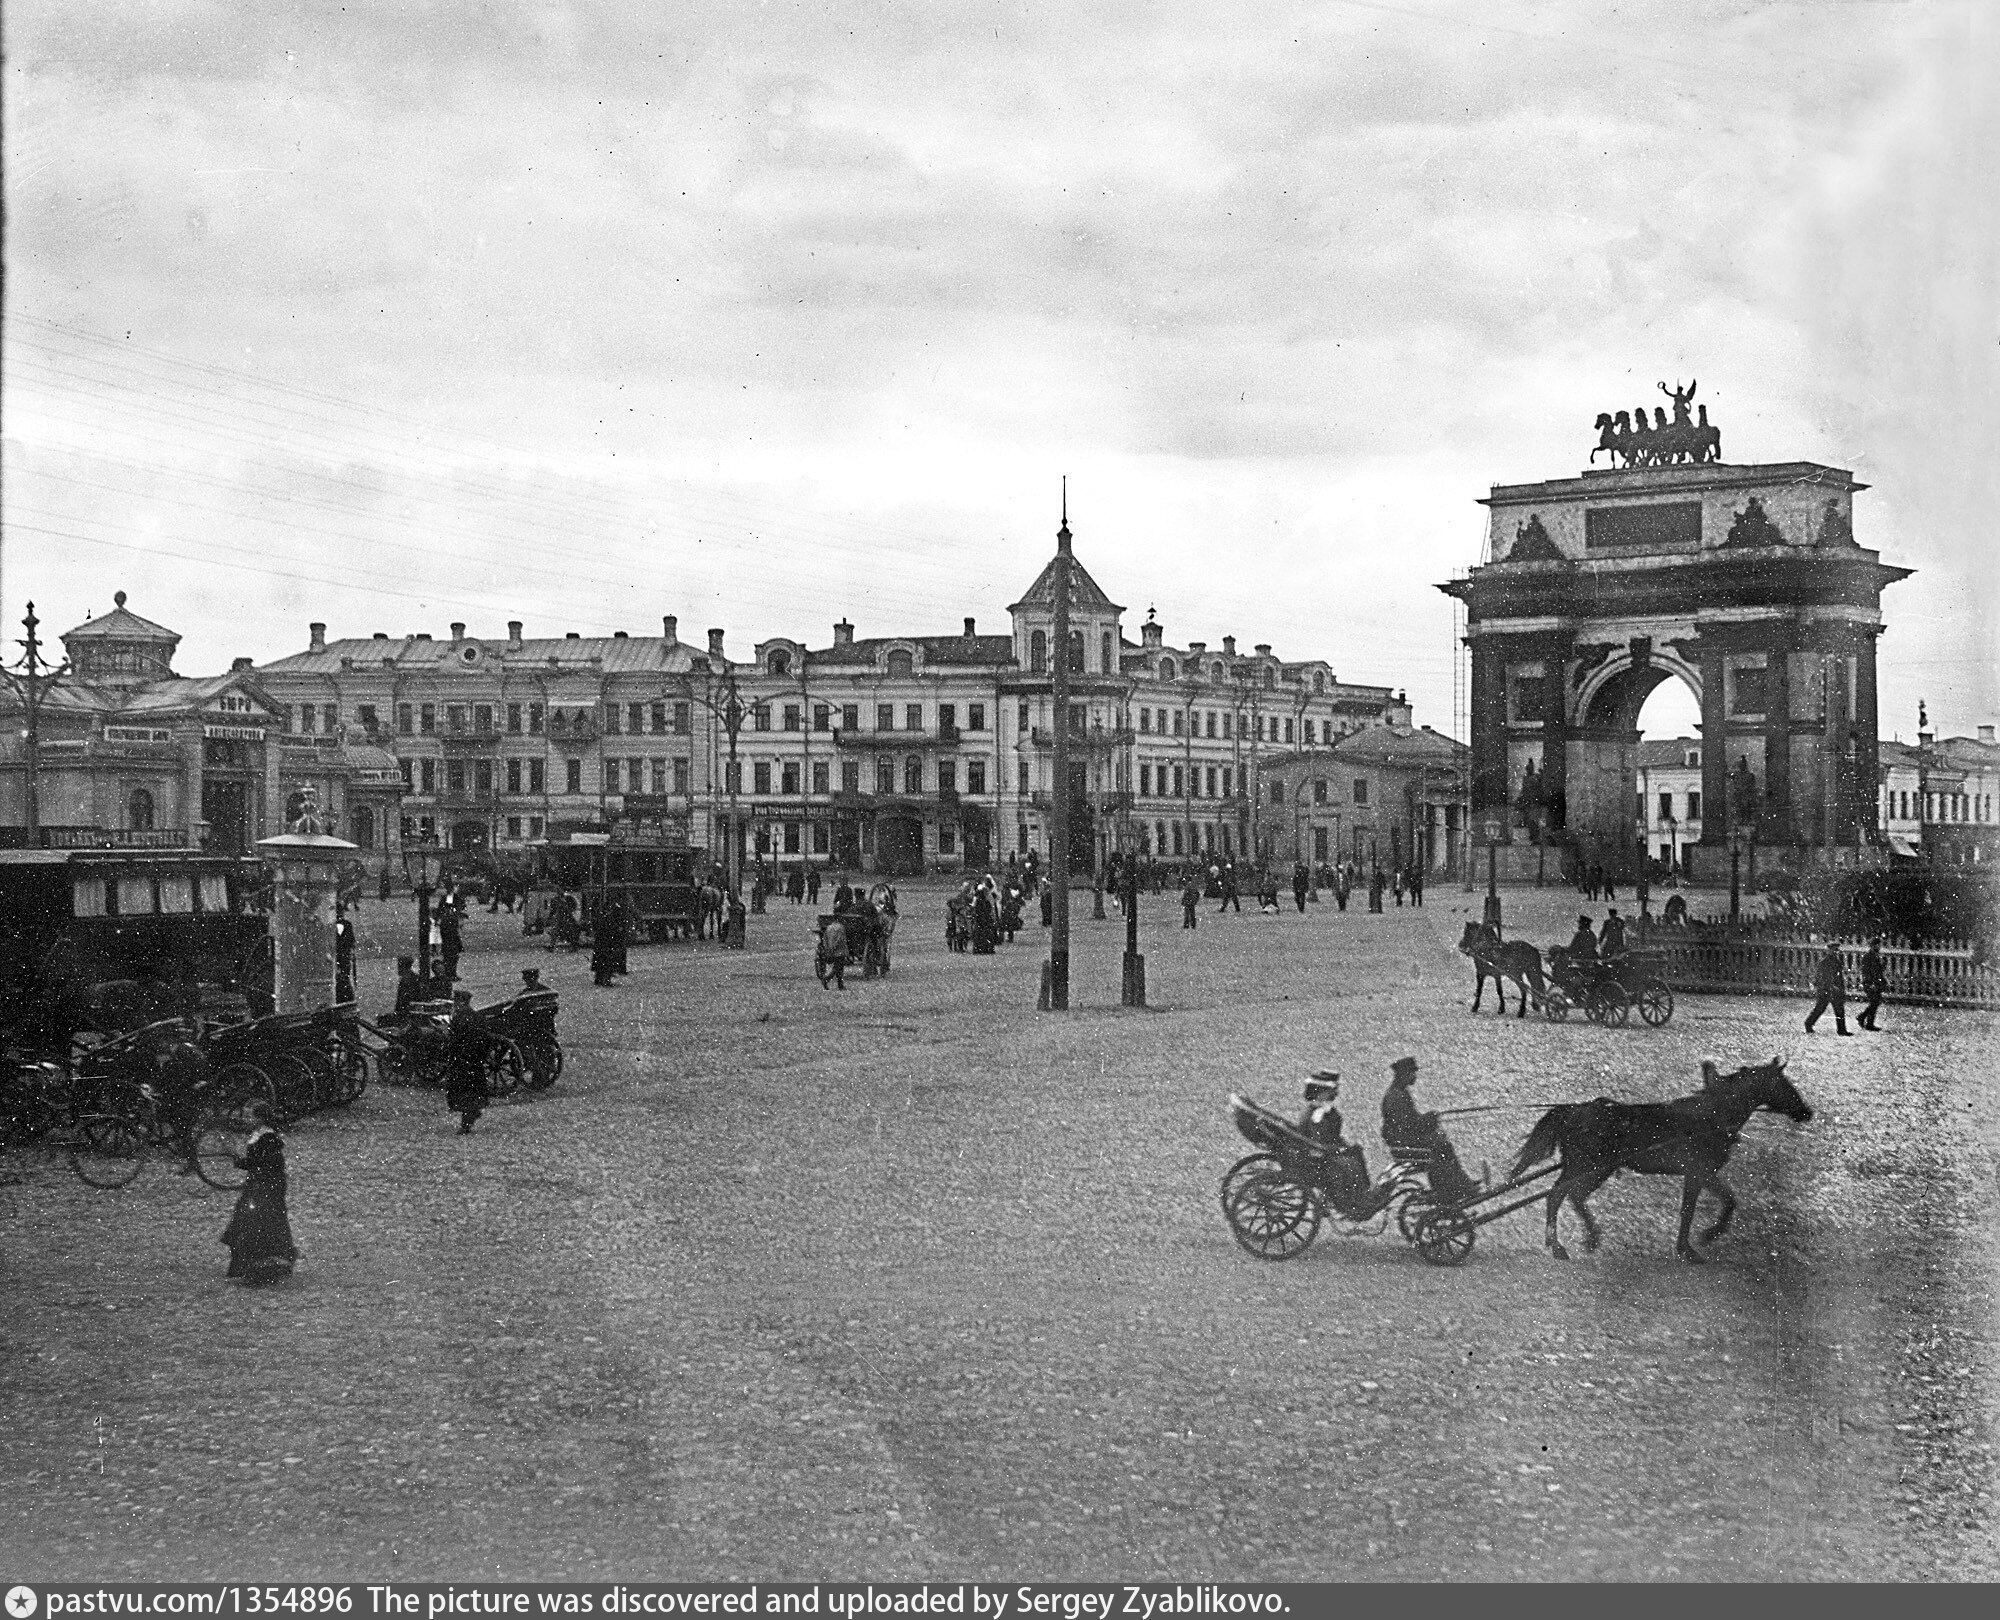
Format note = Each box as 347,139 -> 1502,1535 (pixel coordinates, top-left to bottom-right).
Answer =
1409,866 -> 1424,906
1040,881 -> 1054,928
1333,865 -> 1351,912
1858,937 -> 1887,1030
817,917 -> 849,989
438,901 -> 463,983
1599,907 -> 1627,960
806,867 -> 822,905
334,909 -> 356,1005
592,899 -> 628,986
1292,862 -> 1310,914
221,1120 -> 299,1285
787,866 -> 806,905
445,989 -> 492,1131
1180,878 -> 1200,930
378,869 -> 393,904
1804,939 -> 1852,1035
1218,863 -> 1241,913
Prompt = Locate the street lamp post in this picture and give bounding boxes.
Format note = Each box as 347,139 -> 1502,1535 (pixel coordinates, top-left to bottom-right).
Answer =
401,838 -> 444,988
1729,825 -> 1744,925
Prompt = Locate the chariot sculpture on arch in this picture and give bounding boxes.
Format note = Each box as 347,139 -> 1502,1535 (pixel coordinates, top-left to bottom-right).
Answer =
1590,378 -> 1721,468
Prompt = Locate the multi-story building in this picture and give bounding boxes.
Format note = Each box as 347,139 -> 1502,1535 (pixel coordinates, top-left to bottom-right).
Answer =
251,526 -> 1419,877
1879,727 -> 2000,865
0,594 -> 403,858
1635,738 -> 1706,871
1258,725 -> 1469,874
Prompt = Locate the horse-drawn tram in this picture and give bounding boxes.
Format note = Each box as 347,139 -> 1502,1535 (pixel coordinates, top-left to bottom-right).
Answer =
530,833 -> 708,942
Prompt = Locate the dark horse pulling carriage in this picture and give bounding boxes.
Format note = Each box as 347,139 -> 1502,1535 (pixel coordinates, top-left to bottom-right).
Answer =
813,884 -> 898,982
1457,923 -> 1674,1028
1221,1057 -> 1813,1267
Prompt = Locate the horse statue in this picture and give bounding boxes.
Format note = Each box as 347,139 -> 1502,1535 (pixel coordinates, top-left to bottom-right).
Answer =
1509,1057 -> 1813,1263
1457,921 -> 1549,1017
1590,413 -> 1622,465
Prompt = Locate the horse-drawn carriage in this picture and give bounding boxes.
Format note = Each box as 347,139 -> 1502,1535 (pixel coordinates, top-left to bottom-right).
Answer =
814,885 -> 898,982
1542,946 -> 1675,1027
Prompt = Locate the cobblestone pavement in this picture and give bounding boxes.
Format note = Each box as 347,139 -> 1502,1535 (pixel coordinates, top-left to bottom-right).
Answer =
4,881 -> 1995,1580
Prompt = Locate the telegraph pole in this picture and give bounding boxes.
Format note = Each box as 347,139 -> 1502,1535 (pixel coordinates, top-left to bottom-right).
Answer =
8,603 -> 70,841
1047,486 -> 1073,1010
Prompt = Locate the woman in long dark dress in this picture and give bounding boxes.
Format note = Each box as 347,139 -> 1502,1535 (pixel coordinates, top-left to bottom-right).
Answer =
222,1126 -> 298,1284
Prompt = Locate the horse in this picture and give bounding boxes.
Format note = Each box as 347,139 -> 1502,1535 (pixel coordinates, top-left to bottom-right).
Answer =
1457,921 -> 1548,1018
1590,413 -> 1622,465
1509,1057 -> 1813,1263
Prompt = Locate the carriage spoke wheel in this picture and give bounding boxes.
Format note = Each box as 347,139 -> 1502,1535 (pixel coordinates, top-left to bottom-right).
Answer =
263,1055 -> 320,1123
192,1110 -> 255,1190
212,1063 -> 277,1119
1219,1153 -> 1283,1213
1588,984 -> 1630,1027
521,1044 -> 562,1091
68,1114 -> 148,1188
1413,1206 -> 1477,1267
485,1039 -> 525,1099
1542,989 -> 1571,1023
1396,1193 -> 1437,1243
1636,983 -> 1674,1027
1224,1171 -> 1323,1261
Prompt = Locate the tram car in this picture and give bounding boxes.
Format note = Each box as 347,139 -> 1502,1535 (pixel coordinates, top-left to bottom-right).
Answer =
530,834 -> 709,942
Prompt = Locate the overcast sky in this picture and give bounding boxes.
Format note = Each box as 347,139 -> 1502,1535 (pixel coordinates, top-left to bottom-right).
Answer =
5,0 -> 1994,741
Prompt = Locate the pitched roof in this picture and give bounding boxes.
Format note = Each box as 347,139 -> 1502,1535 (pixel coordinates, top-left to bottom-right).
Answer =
808,634 -> 1017,669
1330,724 -> 1468,766
258,634 -> 708,678
61,599 -> 180,644
1008,552 -> 1123,615
1634,737 -> 1703,769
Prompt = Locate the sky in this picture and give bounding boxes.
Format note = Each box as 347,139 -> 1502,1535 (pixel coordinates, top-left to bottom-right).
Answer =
4,0 -> 1995,742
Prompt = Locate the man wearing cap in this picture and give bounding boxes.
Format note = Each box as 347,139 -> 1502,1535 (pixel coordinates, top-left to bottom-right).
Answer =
1381,1057 -> 1481,1204
1804,938 -> 1852,1035
1599,907 -> 1628,960
445,989 -> 492,1134
1857,937 -> 1887,1030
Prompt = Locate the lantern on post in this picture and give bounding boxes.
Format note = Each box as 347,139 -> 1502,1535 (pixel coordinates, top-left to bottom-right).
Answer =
401,837 -> 445,986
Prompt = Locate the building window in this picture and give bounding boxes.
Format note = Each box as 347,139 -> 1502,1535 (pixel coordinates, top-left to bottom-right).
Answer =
876,704 -> 894,732
473,704 -> 492,734
1140,764 -> 1153,796
397,704 -> 414,735
905,756 -> 924,795
887,650 -> 914,678
752,705 -> 770,732
877,757 -> 895,795
565,758 -> 581,794
939,703 -> 957,735
358,704 -> 379,734
812,761 -> 830,794
1221,768 -> 1233,798
906,704 -> 923,732
1172,765 -> 1184,797
1313,778 -> 1328,806
724,760 -> 741,794
1205,713 -> 1216,739
421,759 -> 437,794
1019,761 -> 1031,794
1160,657 -> 1176,681
447,760 -> 467,794
842,704 -> 859,732
601,703 -> 620,735
938,760 -> 957,795
967,761 -> 986,795
529,704 -> 545,735
349,808 -> 375,849
1102,631 -> 1114,672
1353,778 -> 1369,806
813,822 -> 830,855
1019,822 -> 1031,853
507,704 -> 522,734
841,761 -> 859,793
783,704 -> 801,732
446,705 -> 465,734
814,704 -> 831,732
399,759 -> 413,790
1659,793 -> 1674,822
754,762 -> 772,795
782,761 -> 800,795
420,704 -> 436,735
1222,713 -> 1232,740
127,787 -> 155,830
506,817 -> 522,840
476,759 -> 494,794
298,705 -> 315,734
968,703 -> 986,732
1068,632 -> 1085,673
1284,719 -> 1294,743
1139,710 -> 1152,735
938,823 -> 956,855
507,758 -> 522,794
1204,767 -> 1217,798
1030,630 -> 1047,673
1172,710 -> 1184,737
1019,700 -> 1031,735
769,650 -> 790,676
783,821 -> 800,853
529,759 -> 546,793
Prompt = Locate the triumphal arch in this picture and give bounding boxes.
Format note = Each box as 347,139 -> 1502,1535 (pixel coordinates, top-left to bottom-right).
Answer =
1439,386 -> 1912,879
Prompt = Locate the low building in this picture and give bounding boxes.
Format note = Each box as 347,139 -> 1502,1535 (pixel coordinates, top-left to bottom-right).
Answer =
0,595 -> 403,866
1635,738 -> 1706,871
1258,725 -> 1469,874
1879,726 -> 2000,864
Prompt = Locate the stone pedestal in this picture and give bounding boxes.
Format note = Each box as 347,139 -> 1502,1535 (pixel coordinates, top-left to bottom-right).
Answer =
257,829 -> 357,1014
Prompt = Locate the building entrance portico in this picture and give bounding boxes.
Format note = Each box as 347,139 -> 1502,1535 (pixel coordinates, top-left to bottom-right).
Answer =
1442,410 -> 1912,880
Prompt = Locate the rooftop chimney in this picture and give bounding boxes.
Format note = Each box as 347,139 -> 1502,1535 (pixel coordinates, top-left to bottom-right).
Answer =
1254,643 -> 1272,657
662,615 -> 678,645
414,632 -> 432,641
613,630 -> 628,640
450,622 -> 466,642
833,620 -> 854,647
1221,635 -> 1237,657
964,617 -> 977,637
565,631 -> 580,641
507,620 -> 523,647
309,622 -> 326,652
1142,620 -> 1163,648
1981,725 -> 1996,745
373,632 -> 389,641
708,628 -> 726,659
1188,640 -> 1206,658
231,656 -> 254,671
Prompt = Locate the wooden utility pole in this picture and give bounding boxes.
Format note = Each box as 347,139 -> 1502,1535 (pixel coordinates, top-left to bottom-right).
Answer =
1048,487 -> 1073,1010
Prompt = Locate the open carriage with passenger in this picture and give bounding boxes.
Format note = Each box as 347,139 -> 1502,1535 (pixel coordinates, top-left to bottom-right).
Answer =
814,884 -> 898,983
1541,945 -> 1675,1027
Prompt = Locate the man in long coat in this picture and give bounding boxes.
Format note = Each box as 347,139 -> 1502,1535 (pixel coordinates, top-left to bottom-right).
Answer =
445,990 -> 491,1133
1804,940 -> 1852,1035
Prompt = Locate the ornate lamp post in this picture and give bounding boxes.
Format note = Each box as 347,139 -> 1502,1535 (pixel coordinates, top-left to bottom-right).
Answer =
401,837 -> 444,986
1481,811 -> 1504,932
699,656 -> 749,900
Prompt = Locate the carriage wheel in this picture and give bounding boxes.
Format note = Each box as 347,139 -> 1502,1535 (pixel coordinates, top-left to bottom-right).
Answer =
1224,1171 -> 1323,1261
263,1054 -> 320,1122
1587,984 -> 1630,1027
485,1039 -> 525,1099
1542,989 -> 1571,1023
68,1115 -> 148,1188
1396,1192 -> 1436,1243
212,1063 -> 277,1119
522,1043 -> 562,1091
1219,1152 -> 1282,1212
336,1043 -> 373,1104
1636,982 -> 1675,1027
1413,1206 -> 1477,1267
191,1108 -> 255,1190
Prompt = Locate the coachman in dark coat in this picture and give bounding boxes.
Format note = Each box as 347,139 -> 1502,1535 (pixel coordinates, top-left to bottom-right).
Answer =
222,1126 -> 299,1284
1380,1057 -> 1481,1205
445,990 -> 492,1133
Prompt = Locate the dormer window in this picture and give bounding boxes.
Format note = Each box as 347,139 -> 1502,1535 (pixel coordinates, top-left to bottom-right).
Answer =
768,650 -> 791,676
887,649 -> 914,678
1159,657 -> 1176,681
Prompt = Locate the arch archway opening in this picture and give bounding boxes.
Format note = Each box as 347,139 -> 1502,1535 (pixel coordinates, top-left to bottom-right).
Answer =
1565,658 -> 1703,876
